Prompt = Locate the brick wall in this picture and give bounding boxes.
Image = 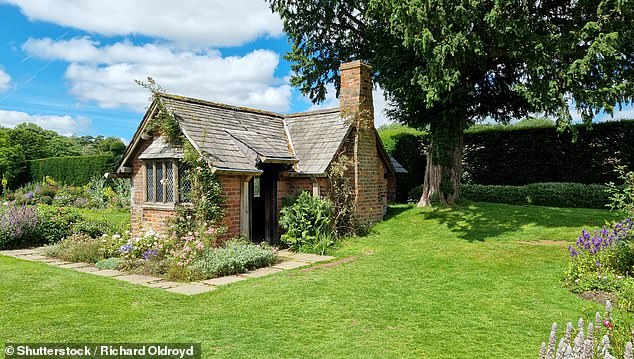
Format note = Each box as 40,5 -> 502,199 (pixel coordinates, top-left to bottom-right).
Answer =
218,174 -> 242,238
339,61 -> 386,224
130,136 -> 244,239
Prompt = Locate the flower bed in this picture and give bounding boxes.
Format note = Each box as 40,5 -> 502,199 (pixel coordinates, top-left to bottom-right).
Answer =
43,228 -> 278,282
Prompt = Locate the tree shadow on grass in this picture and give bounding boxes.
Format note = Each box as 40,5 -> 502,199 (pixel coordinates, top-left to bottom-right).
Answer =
421,201 -> 611,242
384,204 -> 414,221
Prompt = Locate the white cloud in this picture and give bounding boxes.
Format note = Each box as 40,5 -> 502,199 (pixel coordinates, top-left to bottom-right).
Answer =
0,110 -> 90,135
3,0 -> 282,47
308,84 -> 392,126
0,68 -> 10,92
23,37 -> 292,112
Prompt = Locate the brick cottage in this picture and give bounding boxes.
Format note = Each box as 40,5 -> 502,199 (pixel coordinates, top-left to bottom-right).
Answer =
113,61 -> 406,243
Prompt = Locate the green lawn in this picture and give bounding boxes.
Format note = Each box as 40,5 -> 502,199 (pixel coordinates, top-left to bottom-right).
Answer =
0,202 -> 617,358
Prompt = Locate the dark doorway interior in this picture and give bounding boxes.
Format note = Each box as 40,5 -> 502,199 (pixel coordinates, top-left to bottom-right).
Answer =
250,165 -> 280,244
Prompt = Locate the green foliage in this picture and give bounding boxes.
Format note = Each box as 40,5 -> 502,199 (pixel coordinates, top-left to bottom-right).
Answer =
270,0 -> 633,204
327,154 -> 356,236
460,183 -> 610,209
95,257 -> 122,270
606,166 -> 634,218
28,155 -> 115,186
37,206 -> 84,244
43,234 -> 105,263
463,120 -> 634,186
378,124 -> 427,202
0,145 -> 27,192
381,121 -> 634,200
279,191 -> 335,254
189,241 -> 278,279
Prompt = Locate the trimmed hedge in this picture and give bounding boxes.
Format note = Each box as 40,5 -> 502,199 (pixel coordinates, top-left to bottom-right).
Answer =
463,120 -> 634,185
378,125 -> 427,202
379,120 -> 634,202
28,155 -> 115,186
460,183 -> 610,209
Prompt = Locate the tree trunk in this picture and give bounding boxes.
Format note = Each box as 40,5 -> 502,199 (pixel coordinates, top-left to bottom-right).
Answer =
418,115 -> 465,207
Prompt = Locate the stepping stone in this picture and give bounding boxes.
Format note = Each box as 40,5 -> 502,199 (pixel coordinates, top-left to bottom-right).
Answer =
74,266 -> 101,273
142,281 -> 183,289
0,249 -> 37,257
241,267 -> 282,278
276,250 -> 295,258
91,269 -> 124,277
166,283 -> 216,295
58,262 -> 91,269
273,260 -> 310,270
201,275 -> 247,286
114,274 -> 161,284
286,253 -> 335,263
20,254 -> 50,261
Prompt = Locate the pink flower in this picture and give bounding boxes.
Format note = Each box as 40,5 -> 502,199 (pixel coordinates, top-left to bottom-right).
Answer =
602,320 -> 614,329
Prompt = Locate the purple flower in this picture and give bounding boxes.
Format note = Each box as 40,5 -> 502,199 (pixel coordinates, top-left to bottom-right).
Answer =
568,246 -> 578,258
119,243 -> 134,254
25,191 -> 34,200
142,249 -> 158,260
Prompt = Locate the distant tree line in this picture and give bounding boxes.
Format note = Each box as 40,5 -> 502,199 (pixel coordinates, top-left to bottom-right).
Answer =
0,123 -> 126,189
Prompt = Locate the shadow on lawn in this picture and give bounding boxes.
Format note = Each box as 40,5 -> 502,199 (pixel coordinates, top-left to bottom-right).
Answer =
421,201 -> 610,242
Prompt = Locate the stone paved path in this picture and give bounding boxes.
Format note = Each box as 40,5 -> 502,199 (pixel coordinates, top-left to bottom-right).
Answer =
0,247 -> 335,295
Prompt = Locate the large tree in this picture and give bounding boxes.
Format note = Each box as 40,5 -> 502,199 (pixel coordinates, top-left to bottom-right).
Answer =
269,0 -> 633,206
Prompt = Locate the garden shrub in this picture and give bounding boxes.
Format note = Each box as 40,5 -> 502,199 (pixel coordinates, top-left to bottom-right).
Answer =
95,257 -> 121,270
0,204 -> 42,249
460,182 -> 610,208
606,166 -> 634,218
279,191 -> 335,254
189,241 -> 278,279
38,206 -> 84,244
43,234 -> 105,263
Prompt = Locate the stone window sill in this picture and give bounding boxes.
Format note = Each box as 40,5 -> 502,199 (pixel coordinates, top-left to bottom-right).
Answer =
142,202 -> 193,211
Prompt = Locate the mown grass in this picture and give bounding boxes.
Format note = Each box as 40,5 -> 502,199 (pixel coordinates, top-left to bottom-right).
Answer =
0,202 -> 618,358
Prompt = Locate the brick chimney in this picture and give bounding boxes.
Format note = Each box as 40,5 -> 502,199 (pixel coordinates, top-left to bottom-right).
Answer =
339,61 -> 384,224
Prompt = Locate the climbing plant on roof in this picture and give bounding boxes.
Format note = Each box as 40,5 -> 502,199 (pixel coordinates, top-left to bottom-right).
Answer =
136,77 -> 225,236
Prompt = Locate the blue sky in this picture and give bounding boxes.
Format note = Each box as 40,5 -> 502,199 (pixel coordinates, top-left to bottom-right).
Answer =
0,1 -> 631,142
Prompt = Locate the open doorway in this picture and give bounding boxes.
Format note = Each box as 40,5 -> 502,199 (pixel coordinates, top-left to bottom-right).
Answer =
249,165 -> 280,244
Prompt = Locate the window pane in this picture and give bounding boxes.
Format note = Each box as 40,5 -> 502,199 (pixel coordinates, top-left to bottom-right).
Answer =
166,161 -> 174,202
179,162 -> 192,203
146,163 -> 154,202
156,162 -> 164,202
253,177 -> 261,198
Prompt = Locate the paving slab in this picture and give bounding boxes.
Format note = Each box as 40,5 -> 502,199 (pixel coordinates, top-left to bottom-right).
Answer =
73,266 -> 101,273
276,250 -> 295,258
201,275 -> 247,286
241,267 -> 282,278
285,253 -> 335,263
58,262 -> 91,269
91,269 -> 124,277
114,274 -> 162,284
166,283 -> 216,295
0,249 -> 38,257
141,281 -> 183,289
19,254 -> 50,261
273,260 -> 310,270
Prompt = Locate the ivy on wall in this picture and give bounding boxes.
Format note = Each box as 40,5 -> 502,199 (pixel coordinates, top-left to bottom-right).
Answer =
137,77 -> 225,235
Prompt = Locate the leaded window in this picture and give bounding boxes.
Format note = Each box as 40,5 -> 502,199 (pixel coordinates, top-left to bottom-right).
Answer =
145,160 -> 190,204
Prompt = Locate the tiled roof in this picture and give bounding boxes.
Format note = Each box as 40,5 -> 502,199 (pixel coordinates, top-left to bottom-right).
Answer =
123,93 -> 402,176
389,155 -> 409,173
284,109 -> 350,174
161,95 -> 288,173
138,136 -> 183,159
